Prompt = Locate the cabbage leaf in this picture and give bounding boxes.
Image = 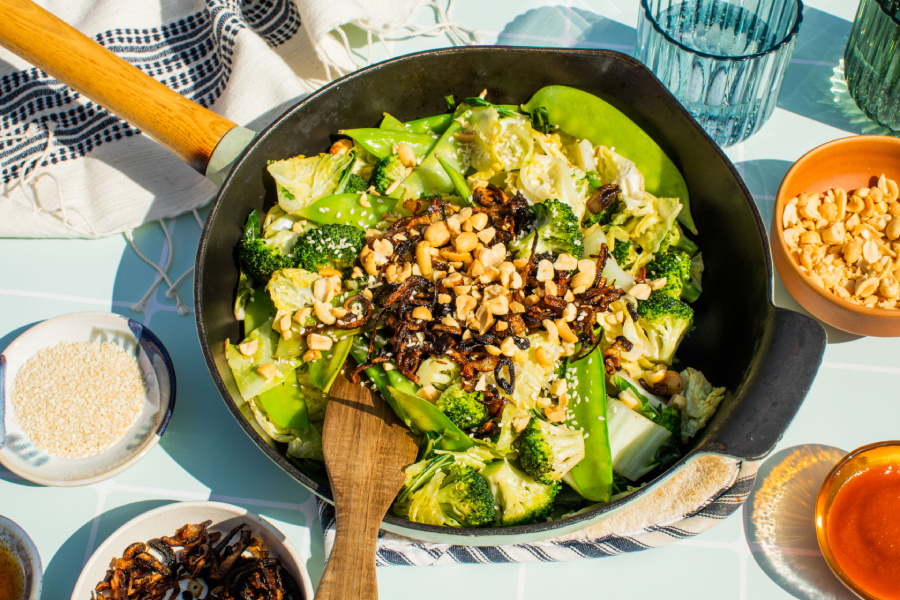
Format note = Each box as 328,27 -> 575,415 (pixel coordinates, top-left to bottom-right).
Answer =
267,153 -> 354,214
468,106 -> 533,181
680,368 -> 727,441
266,268 -> 321,323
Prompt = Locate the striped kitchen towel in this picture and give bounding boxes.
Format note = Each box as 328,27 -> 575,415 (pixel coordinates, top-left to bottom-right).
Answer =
318,456 -> 758,565
0,0 -> 474,240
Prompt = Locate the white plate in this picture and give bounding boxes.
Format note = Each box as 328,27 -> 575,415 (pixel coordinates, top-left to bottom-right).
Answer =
71,501 -> 314,600
0,312 -> 176,486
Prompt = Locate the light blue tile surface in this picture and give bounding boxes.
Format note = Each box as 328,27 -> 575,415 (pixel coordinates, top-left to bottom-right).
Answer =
2,1 -> 898,599
523,545 -> 741,599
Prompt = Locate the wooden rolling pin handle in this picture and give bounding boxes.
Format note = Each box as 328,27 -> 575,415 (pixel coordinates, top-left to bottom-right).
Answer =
0,0 -> 238,175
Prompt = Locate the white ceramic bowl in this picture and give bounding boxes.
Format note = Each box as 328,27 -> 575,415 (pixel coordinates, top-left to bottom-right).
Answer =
71,501 -> 313,600
0,515 -> 42,600
0,312 -> 176,486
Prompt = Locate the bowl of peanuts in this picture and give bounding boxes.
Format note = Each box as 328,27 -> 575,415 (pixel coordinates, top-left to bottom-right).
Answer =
772,135 -> 900,336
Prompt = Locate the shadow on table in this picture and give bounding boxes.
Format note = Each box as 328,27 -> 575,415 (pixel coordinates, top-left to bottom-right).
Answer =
498,5 -> 636,50
744,444 -> 856,600
775,6 -> 898,137
44,500 -> 177,598
0,321 -> 40,355
733,158 -> 863,344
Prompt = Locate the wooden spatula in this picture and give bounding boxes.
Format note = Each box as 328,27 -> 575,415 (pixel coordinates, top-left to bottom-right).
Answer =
317,369 -> 418,599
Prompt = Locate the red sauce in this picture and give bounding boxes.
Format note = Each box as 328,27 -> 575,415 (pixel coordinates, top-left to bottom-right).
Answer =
826,464 -> 900,599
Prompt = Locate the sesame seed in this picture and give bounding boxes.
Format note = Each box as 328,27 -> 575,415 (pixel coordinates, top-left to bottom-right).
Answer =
10,341 -> 147,459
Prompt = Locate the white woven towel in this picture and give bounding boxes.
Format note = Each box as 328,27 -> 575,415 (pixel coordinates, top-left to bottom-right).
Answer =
0,0 -> 474,239
318,457 -> 759,565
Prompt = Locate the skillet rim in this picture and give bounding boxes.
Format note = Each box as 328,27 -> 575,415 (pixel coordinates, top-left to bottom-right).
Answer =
195,45 -> 773,539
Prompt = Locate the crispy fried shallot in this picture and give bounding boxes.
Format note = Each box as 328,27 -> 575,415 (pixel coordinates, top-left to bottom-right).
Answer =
92,521 -> 296,600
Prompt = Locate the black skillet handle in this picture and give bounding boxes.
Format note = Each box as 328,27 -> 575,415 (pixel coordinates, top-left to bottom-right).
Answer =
694,307 -> 826,462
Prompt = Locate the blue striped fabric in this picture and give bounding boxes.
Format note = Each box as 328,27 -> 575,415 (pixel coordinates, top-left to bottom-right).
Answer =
317,461 -> 758,565
0,0 -> 301,186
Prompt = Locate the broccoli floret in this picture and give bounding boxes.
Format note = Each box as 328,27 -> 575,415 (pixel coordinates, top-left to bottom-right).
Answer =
294,224 -> 365,273
659,223 -> 699,256
610,238 -> 635,267
436,384 -> 490,430
515,418 -> 586,484
481,459 -> 559,526
437,464 -> 496,527
508,199 -> 584,260
393,455 -> 496,528
342,173 -> 369,194
652,406 -> 681,434
646,249 -> 701,302
647,249 -> 701,303
582,198 -> 622,229
369,154 -> 407,194
238,210 -> 297,285
636,293 -> 694,366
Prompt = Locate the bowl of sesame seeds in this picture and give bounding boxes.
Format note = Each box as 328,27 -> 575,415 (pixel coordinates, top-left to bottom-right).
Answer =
0,312 -> 176,486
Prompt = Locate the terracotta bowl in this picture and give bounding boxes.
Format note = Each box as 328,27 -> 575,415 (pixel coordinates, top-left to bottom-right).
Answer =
771,135 -> 900,336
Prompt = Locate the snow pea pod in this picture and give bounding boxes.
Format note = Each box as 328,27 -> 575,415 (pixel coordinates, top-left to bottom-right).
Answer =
381,112 -> 454,135
256,369 -> 309,430
436,153 -> 472,205
400,120 -> 465,199
379,113 -> 405,131
348,345 -> 411,430
406,113 -> 453,135
340,128 -> 438,159
244,287 -> 276,334
389,386 -> 475,451
563,349 -> 613,502
308,334 -> 355,392
297,193 -> 397,228
522,86 -> 697,234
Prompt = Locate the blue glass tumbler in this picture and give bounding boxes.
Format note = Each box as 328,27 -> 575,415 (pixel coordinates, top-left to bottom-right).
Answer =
844,0 -> 900,131
636,0 -> 803,147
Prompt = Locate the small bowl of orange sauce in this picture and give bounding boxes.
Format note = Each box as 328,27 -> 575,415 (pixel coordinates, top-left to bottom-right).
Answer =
816,441 -> 900,600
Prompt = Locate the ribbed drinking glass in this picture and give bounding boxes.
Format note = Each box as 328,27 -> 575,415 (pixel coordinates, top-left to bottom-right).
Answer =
844,0 -> 900,132
636,0 -> 803,147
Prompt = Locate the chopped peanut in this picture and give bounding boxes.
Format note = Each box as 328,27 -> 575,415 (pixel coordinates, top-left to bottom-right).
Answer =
308,333 -> 334,351
536,259 -> 554,282
418,385 -> 439,402
554,253 -> 578,271
315,300 -> 337,325
783,177 -> 900,309
257,363 -> 277,381
412,306 -> 433,321
238,340 -> 259,356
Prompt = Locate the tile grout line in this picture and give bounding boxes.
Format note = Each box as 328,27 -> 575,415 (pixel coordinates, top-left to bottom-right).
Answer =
82,481 -> 113,567
516,563 -> 526,600
822,361 -> 900,374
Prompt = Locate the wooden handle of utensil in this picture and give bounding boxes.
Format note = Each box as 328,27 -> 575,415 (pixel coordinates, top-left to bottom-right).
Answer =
316,499 -> 381,600
0,0 -> 238,174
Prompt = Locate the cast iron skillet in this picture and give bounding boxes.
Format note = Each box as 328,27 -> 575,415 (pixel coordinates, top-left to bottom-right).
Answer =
195,48 -> 826,544
0,3 -> 826,545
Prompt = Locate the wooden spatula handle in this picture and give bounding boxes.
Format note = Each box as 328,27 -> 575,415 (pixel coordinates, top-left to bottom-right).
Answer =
0,0 -> 238,174
316,497 -> 382,599
318,370 -> 418,600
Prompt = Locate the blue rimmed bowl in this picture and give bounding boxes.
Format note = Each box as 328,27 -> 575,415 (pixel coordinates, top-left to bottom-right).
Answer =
0,312 -> 175,486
